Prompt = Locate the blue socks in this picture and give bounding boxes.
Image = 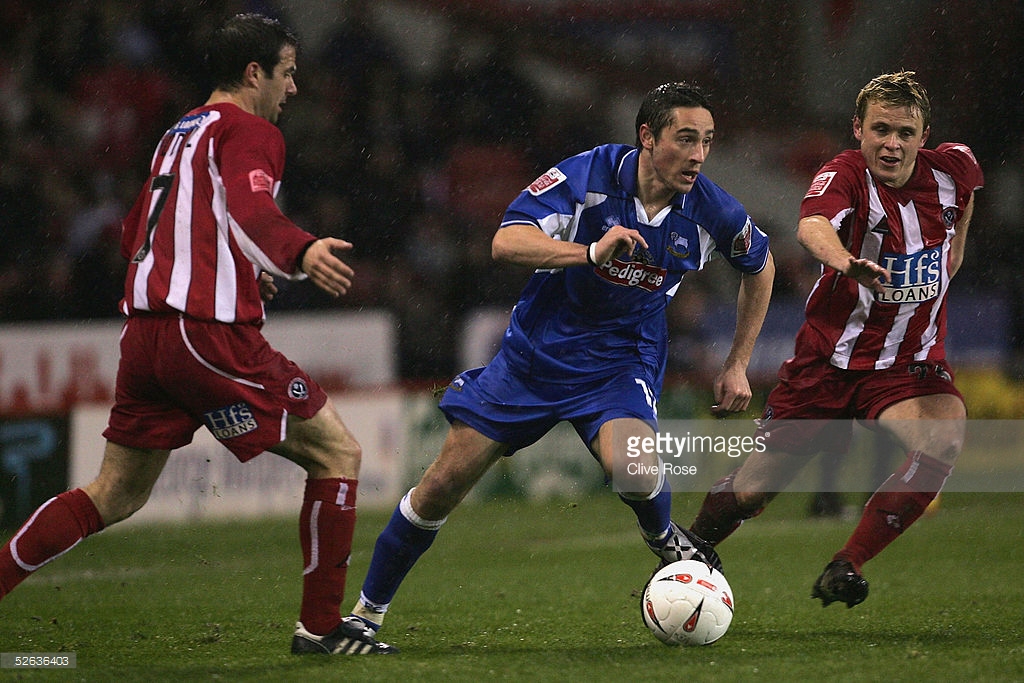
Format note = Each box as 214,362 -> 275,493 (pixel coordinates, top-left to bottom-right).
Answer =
356,476 -> 671,629
355,489 -> 445,624
619,476 -> 672,541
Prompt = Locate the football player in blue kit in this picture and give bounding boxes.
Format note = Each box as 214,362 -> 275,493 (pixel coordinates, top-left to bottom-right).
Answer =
349,82 -> 775,644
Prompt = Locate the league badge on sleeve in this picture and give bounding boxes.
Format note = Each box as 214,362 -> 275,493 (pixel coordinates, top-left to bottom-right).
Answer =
249,169 -> 275,194
528,168 -> 567,196
805,171 -> 836,198
730,218 -> 753,258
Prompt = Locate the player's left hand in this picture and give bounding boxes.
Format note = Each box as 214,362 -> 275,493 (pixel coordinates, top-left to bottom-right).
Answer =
258,271 -> 278,301
302,237 -> 355,297
711,364 -> 753,417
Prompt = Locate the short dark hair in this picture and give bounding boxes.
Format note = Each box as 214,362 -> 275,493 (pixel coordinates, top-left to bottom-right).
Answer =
635,82 -> 714,146
206,13 -> 299,91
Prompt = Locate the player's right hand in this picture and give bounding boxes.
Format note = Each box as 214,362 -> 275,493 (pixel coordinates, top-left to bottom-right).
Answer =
302,237 -> 354,297
591,225 -> 648,265
844,256 -> 890,294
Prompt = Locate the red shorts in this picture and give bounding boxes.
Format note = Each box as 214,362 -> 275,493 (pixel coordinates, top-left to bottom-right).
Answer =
756,353 -> 963,456
103,314 -> 327,462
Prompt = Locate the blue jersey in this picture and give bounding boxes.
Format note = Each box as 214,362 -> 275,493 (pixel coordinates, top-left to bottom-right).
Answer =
498,143 -> 770,391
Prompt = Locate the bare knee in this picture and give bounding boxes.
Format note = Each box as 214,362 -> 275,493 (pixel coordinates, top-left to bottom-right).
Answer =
924,426 -> 965,464
410,471 -> 467,521
83,479 -> 150,525
617,467 -> 663,501
409,423 -> 506,521
307,429 -> 362,479
274,400 -> 362,478
879,395 -> 966,465
83,443 -> 168,525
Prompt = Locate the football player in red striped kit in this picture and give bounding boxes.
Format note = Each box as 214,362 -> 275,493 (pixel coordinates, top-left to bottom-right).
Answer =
689,71 -> 984,608
0,14 -> 393,655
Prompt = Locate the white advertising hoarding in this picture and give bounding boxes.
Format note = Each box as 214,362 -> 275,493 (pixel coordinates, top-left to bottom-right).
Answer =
69,390 -> 406,523
0,311 -> 396,414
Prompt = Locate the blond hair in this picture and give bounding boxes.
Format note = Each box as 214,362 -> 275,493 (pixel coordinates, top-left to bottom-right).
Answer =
855,71 -> 931,130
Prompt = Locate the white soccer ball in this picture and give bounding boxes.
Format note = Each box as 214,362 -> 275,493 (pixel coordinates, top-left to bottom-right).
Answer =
641,559 -> 734,646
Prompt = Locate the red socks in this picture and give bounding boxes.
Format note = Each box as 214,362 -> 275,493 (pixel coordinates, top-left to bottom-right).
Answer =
0,489 -> 105,598
298,477 -> 358,635
690,452 -> 950,575
835,451 -> 951,571
690,469 -> 763,546
1,478 -> 360,634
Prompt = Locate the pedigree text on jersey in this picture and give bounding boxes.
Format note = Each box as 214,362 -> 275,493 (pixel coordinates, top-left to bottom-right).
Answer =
876,247 -> 941,304
595,258 -> 666,292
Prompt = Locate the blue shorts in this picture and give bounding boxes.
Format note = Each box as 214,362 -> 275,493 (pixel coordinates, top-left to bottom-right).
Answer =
438,350 -> 659,454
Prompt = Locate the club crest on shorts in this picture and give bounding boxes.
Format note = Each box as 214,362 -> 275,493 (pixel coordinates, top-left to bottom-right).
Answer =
289,378 -> 310,400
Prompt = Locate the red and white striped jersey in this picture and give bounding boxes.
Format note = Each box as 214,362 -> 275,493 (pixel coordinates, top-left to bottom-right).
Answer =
119,103 -> 315,324
796,143 -> 984,370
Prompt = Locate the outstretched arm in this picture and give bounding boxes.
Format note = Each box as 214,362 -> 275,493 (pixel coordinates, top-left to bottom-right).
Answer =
797,215 -> 890,293
712,252 -> 776,416
492,223 -> 648,269
301,237 -> 356,297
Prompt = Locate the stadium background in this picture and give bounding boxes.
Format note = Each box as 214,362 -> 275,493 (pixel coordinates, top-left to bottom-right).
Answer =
1,0 -> 1022,529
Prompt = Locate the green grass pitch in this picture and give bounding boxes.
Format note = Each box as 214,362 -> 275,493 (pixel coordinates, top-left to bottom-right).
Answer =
2,492 -> 1022,681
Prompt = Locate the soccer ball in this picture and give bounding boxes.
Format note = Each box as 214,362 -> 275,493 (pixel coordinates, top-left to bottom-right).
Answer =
641,559 -> 734,646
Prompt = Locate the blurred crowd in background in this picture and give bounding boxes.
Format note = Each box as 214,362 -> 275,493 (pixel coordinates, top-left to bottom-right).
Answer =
1,0 -> 1022,382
